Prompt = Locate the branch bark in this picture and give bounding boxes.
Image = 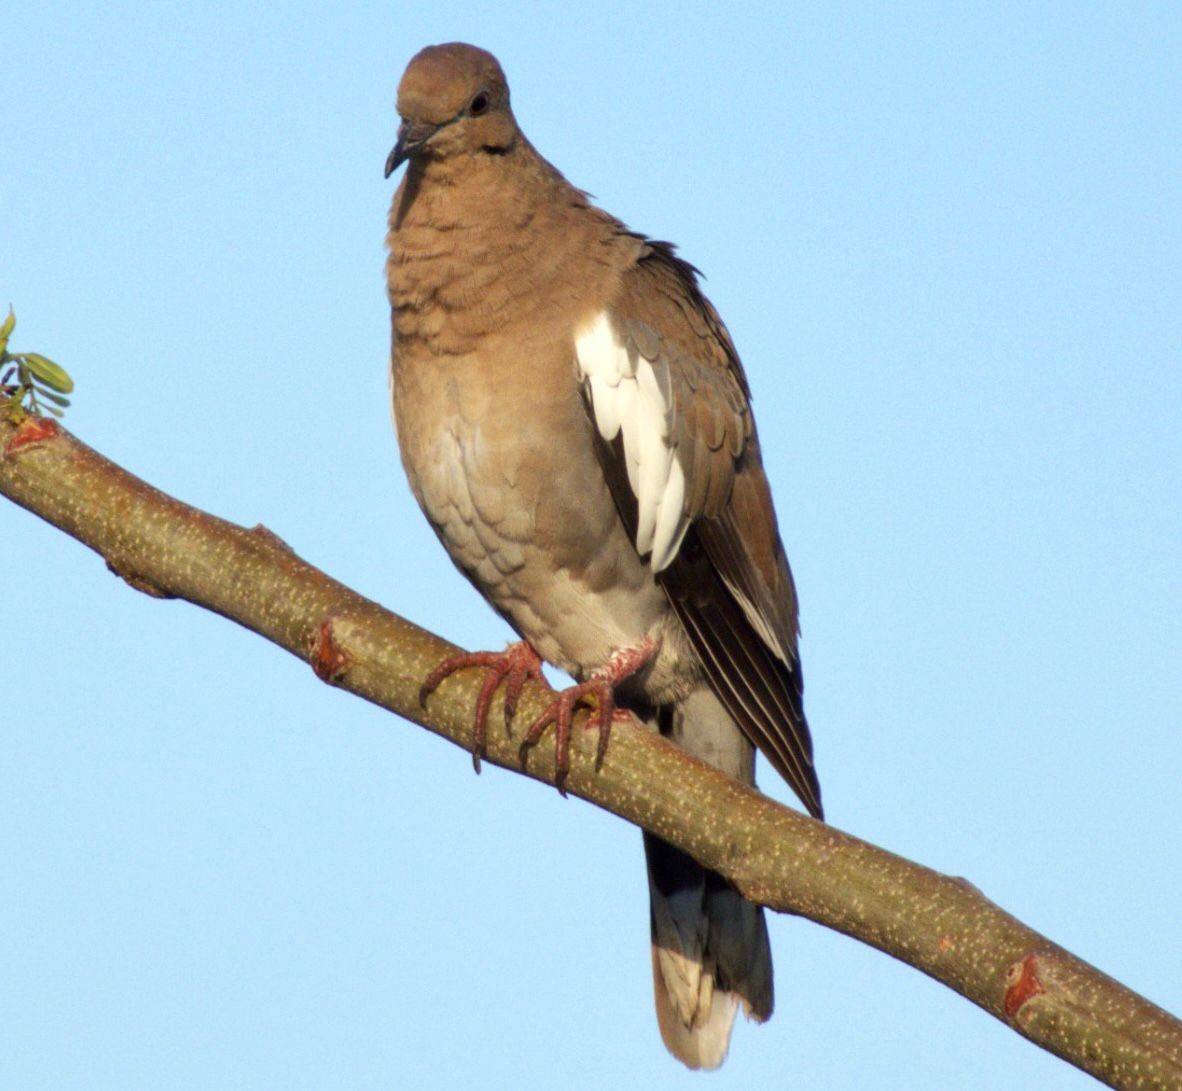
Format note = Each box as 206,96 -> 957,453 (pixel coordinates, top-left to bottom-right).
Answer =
3,412 -> 1180,1090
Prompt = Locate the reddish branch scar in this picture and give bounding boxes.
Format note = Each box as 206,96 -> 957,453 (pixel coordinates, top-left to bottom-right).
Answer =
4,416 -> 59,453
312,618 -> 349,683
1004,954 -> 1044,1018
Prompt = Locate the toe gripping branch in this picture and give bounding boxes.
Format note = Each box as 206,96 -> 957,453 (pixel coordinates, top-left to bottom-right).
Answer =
419,641 -> 546,773
419,637 -> 657,793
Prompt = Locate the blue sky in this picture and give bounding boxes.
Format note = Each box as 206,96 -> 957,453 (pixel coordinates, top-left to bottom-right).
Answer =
4,3 -> 1180,1088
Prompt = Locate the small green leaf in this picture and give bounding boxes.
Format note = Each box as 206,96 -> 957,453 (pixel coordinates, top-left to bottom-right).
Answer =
0,307 -> 14,355
22,353 -> 74,394
33,385 -> 71,408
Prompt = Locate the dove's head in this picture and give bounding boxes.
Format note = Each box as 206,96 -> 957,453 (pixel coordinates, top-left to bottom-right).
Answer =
386,43 -> 516,177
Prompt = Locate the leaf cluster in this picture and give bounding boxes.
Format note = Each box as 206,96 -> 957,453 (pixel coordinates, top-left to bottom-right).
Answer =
0,308 -> 74,421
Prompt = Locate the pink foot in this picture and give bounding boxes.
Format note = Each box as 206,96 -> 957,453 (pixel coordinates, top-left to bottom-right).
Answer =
420,636 -> 659,793
419,641 -> 546,773
518,637 -> 657,794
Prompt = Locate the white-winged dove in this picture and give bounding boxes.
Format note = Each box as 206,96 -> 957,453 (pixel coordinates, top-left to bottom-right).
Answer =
385,43 -> 821,1070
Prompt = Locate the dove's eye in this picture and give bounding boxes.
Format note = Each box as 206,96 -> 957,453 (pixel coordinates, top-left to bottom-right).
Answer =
468,92 -> 490,116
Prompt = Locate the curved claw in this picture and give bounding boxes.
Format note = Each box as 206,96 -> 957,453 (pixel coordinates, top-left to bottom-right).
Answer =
518,678 -> 613,795
419,642 -> 547,772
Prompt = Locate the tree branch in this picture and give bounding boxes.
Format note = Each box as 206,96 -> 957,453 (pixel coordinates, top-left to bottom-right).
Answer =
3,412 -> 1179,1090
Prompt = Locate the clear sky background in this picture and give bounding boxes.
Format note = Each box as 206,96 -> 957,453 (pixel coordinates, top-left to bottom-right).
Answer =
4,3 -> 1180,1089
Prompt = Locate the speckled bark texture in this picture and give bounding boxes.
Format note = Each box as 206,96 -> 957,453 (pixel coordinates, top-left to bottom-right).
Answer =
3,414 -> 1180,1090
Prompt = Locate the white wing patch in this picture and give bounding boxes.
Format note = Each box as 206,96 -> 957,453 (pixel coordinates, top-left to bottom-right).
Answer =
575,312 -> 690,572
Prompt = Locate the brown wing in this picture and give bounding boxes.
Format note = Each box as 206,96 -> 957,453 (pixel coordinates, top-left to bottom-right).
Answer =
587,239 -> 822,818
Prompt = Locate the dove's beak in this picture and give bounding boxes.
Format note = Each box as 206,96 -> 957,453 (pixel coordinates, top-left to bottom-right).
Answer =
385,118 -> 440,177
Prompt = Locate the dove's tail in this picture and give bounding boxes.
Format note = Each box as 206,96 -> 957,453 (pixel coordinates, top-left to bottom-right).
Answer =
643,688 -> 774,1070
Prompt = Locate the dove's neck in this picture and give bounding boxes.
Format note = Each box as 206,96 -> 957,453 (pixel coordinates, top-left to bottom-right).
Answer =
386,138 -> 633,354
389,138 -> 584,266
